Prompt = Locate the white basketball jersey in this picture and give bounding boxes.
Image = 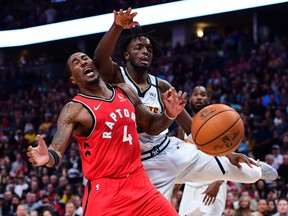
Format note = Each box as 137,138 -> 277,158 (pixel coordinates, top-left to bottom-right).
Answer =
120,67 -> 169,152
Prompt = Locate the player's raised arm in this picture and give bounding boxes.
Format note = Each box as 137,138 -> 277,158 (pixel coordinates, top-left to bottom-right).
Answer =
93,7 -> 138,83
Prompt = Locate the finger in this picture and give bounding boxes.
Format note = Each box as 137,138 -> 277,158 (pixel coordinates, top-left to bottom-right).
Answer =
130,12 -> 138,18
240,156 -> 253,168
181,91 -> 187,100
119,9 -> 124,15
37,134 -> 46,148
126,7 -> 132,14
202,195 -> 208,204
248,158 -> 260,167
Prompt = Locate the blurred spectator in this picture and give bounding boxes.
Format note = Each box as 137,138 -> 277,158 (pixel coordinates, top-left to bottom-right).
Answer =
30,210 -> 39,216
15,204 -> 29,216
251,199 -> 269,216
14,174 -> 29,199
223,201 -> 236,216
275,176 -> 288,199
61,185 -> 74,204
23,192 -> 38,212
271,144 -> 284,170
64,201 -> 79,216
235,195 -> 254,216
267,199 -> 277,215
272,198 -> 288,216
51,193 -> 65,216
277,154 -> 288,183
71,195 -> 82,216
63,148 -> 82,185
254,179 -> 268,199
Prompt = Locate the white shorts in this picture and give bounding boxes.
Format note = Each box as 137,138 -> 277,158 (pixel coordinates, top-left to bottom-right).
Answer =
142,136 -> 261,200
178,182 -> 227,216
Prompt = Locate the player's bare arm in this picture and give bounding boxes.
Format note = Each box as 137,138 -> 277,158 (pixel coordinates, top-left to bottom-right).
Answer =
94,8 -> 138,83
158,78 -> 192,135
117,83 -> 186,135
27,102 -> 84,167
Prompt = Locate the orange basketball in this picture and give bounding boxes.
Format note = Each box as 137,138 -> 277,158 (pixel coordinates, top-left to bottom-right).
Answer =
191,104 -> 244,156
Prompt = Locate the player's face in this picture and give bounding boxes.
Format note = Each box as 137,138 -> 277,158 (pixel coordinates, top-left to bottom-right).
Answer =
125,36 -> 153,71
68,52 -> 100,86
190,86 -> 210,113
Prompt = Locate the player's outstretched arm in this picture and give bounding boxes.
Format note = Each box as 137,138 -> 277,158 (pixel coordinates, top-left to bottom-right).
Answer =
27,102 -> 77,168
118,83 -> 186,135
226,152 -> 260,170
93,7 -> 138,83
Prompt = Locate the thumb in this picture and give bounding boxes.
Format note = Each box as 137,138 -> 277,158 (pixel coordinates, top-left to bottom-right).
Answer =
37,134 -> 46,148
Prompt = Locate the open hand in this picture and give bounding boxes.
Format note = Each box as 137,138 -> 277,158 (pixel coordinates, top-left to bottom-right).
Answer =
163,87 -> 187,119
27,135 -> 49,167
113,7 -> 139,29
226,152 -> 260,170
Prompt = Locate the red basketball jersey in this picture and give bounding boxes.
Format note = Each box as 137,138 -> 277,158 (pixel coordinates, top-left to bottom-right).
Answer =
72,85 -> 144,180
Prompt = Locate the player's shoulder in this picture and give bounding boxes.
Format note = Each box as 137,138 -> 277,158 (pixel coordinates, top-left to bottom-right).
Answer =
113,83 -> 140,105
155,76 -> 173,92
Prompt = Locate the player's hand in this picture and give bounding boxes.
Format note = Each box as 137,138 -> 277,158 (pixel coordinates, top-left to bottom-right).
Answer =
202,181 -> 222,205
27,135 -> 49,167
226,152 -> 260,170
113,7 -> 139,29
163,87 -> 187,119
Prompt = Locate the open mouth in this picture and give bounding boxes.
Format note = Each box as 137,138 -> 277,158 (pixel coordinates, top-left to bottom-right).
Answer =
84,68 -> 94,76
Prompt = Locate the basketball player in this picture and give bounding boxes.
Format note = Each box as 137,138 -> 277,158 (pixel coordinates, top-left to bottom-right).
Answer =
93,8 -> 278,201
178,86 -> 228,216
26,52 -> 187,215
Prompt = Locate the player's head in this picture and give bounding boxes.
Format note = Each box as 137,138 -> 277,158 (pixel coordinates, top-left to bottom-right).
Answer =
190,86 -> 210,114
65,52 -> 100,87
118,25 -> 163,71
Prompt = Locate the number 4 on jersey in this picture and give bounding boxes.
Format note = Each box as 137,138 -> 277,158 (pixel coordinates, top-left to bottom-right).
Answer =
123,125 -> 132,145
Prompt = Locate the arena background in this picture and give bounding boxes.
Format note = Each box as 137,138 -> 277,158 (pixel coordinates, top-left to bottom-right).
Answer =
1,1 -> 288,215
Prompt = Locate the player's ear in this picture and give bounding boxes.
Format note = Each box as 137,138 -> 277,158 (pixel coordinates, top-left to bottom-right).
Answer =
124,52 -> 129,61
70,76 -> 76,84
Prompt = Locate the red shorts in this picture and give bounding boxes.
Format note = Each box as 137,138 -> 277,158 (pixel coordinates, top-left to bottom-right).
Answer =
82,170 -> 178,216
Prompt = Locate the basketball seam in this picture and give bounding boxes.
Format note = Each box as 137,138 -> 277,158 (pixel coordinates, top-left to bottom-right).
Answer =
201,128 -> 243,156
194,109 -> 235,143
197,117 -> 241,146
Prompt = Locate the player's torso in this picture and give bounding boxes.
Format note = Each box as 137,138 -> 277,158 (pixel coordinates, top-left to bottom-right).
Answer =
120,67 -> 168,152
72,84 -> 143,179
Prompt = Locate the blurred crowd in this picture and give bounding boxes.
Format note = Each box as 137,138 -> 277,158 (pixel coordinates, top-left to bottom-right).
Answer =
0,0 -> 179,30
1,8 -> 288,216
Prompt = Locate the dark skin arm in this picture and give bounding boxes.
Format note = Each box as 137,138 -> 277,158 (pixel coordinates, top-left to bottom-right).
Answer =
202,181 -> 224,205
94,8 -> 138,83
116,83 -> 187,135
94,8 -> 192,134
27,102 -> 90,167
158,78 -> 192,135
27,83 -> 186,166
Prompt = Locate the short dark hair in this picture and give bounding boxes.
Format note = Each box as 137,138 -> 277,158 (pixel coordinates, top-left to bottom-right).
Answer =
64,59 -> 72,79
117,25 -> 163,63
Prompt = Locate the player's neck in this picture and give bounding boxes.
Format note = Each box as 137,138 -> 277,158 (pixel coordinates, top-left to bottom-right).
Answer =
126,66 -> 149,85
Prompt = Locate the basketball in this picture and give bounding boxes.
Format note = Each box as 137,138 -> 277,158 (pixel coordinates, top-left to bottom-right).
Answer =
191,104 -> 244,156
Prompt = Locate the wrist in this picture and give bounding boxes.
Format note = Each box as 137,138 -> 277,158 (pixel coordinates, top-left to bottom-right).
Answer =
43,153 -> 51,166
164,110 -> 177,120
